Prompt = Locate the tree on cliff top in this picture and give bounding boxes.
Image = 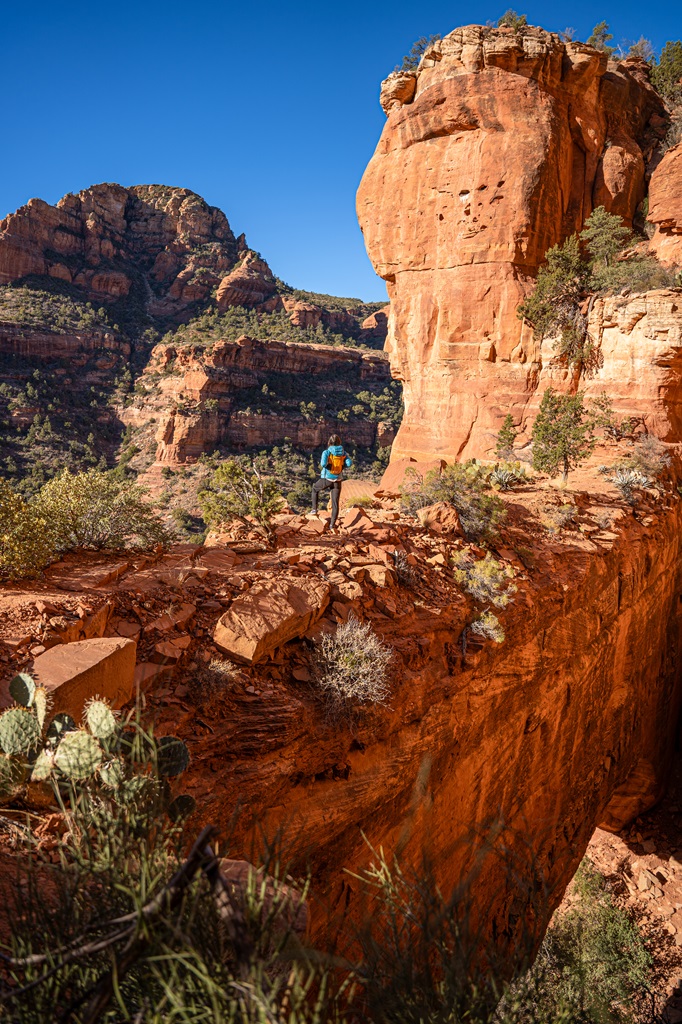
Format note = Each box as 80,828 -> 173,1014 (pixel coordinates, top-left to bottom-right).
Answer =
395,34 -> 441,73
587,21 -> 616,56
651,40 -> 682,102
532,389 -> 596,484
496,10 -> 528,30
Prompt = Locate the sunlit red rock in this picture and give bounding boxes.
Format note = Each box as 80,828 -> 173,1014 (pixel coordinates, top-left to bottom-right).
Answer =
357,25 -> 667,462
649,143 -> 682,266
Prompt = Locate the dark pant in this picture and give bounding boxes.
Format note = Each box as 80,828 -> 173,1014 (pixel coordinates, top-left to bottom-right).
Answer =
312,478 -> 342,528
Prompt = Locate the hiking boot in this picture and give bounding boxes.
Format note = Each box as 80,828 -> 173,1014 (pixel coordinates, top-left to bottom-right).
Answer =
305,511 -> 319,520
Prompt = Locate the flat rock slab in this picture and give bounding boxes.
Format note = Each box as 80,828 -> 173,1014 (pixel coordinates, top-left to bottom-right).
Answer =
213,576 -> 330,665
31,637 -> 136,723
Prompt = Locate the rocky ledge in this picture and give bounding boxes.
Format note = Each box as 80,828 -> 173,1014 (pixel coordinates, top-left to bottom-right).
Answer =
2,459 -> 682,955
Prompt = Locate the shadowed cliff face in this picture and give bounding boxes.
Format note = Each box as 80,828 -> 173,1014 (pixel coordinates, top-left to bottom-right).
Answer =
357,25 -> 668,461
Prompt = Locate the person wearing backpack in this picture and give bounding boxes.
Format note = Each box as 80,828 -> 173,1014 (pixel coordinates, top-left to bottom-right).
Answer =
307,434 -> 353,531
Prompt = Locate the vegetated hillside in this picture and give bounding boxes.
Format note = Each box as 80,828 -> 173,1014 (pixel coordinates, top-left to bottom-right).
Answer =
0,183 -> 392,503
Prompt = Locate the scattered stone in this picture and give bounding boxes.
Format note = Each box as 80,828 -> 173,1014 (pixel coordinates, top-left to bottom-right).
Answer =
213,576 -> 330,665
32,637 -> 136,720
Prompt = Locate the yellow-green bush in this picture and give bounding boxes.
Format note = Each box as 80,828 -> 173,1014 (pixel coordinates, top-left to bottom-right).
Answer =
453,551 -> 516,608
36,469 -> 169,551
0,480 -> 55,580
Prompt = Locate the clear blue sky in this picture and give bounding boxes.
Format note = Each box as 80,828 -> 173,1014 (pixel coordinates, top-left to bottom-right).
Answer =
1,1 -> 679,301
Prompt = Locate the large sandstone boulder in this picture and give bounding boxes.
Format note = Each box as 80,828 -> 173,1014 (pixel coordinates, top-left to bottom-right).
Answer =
357,24 -> 667,462
649,143 -> 682,266
598,758 -> 661,832
215,251 -> 277,309
31,637 -> 136,721
213,576 -> 330,664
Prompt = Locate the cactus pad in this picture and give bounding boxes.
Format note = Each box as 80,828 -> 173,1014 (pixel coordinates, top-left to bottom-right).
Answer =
31,749 -> 56,782
157,736 -> 190,777
46,713 -> 77,748
99,758 -> 124,789
84,699 -> 117,740
33,687 -> 51,731
0,708 -> 41,756
54,731 -> 103,780
0,756 -> 27,798
9,673 -> 36,708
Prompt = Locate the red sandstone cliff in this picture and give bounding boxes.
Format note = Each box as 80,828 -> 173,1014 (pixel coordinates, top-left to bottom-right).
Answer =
650,144 -> 682,266
357,25 -> 670,461
127,334 -> 393,463
0,184 -> 240,317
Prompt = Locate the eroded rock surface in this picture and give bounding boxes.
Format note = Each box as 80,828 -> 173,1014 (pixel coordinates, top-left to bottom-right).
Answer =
650,144 -> 682,266
0,184 -> 239,317
357,24 -> 667,461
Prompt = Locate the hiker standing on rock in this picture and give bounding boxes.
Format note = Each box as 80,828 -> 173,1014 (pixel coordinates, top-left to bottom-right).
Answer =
307,434 -> 352,532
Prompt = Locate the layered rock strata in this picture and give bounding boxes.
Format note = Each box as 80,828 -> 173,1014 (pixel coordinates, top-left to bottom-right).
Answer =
126,335 -> 394,463
0,184 -> 240,317
357,24 -> 668,461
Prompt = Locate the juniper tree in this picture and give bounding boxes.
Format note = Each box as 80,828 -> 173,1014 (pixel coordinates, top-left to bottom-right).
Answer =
587,21 -> 615,56
495,414 -> 518,458
580,207 -> 631,270
517,234 -> 590,364
651,40 -> 682,101
532,388 -> 596,485
198,455 -> 284,541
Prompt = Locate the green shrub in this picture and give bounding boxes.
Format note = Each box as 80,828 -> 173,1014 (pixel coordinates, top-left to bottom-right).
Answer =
452,551 -> 516,608
0,694 -> 333,1023
315,615 -> 392,720
36,469 -> 169,551
497,9 -> 527,29
401,462 -> 506,543
0,480 -> 55,580
504,859 -> 652,1022
198,455 -> 285,542
532,389 -> 596,484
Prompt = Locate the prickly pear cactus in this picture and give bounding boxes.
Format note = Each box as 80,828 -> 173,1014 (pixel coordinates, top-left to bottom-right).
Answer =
46,713 -> 77,749
31,748 -> 56,782
0,708 -> 41,756
33,687 -> 51,730
0,755 -> 27,797
54,730 -> 103,781
99,758 -> 124,789
157,736 -> 190,777
9,673 -> 35,708
84,699 -> 117,740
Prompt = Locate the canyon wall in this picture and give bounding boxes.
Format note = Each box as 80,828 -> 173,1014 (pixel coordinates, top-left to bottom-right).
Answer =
136,336 -> 393,463
171,494 -> 682,943
357,25 -> 670,461
650,143 -> 682,266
